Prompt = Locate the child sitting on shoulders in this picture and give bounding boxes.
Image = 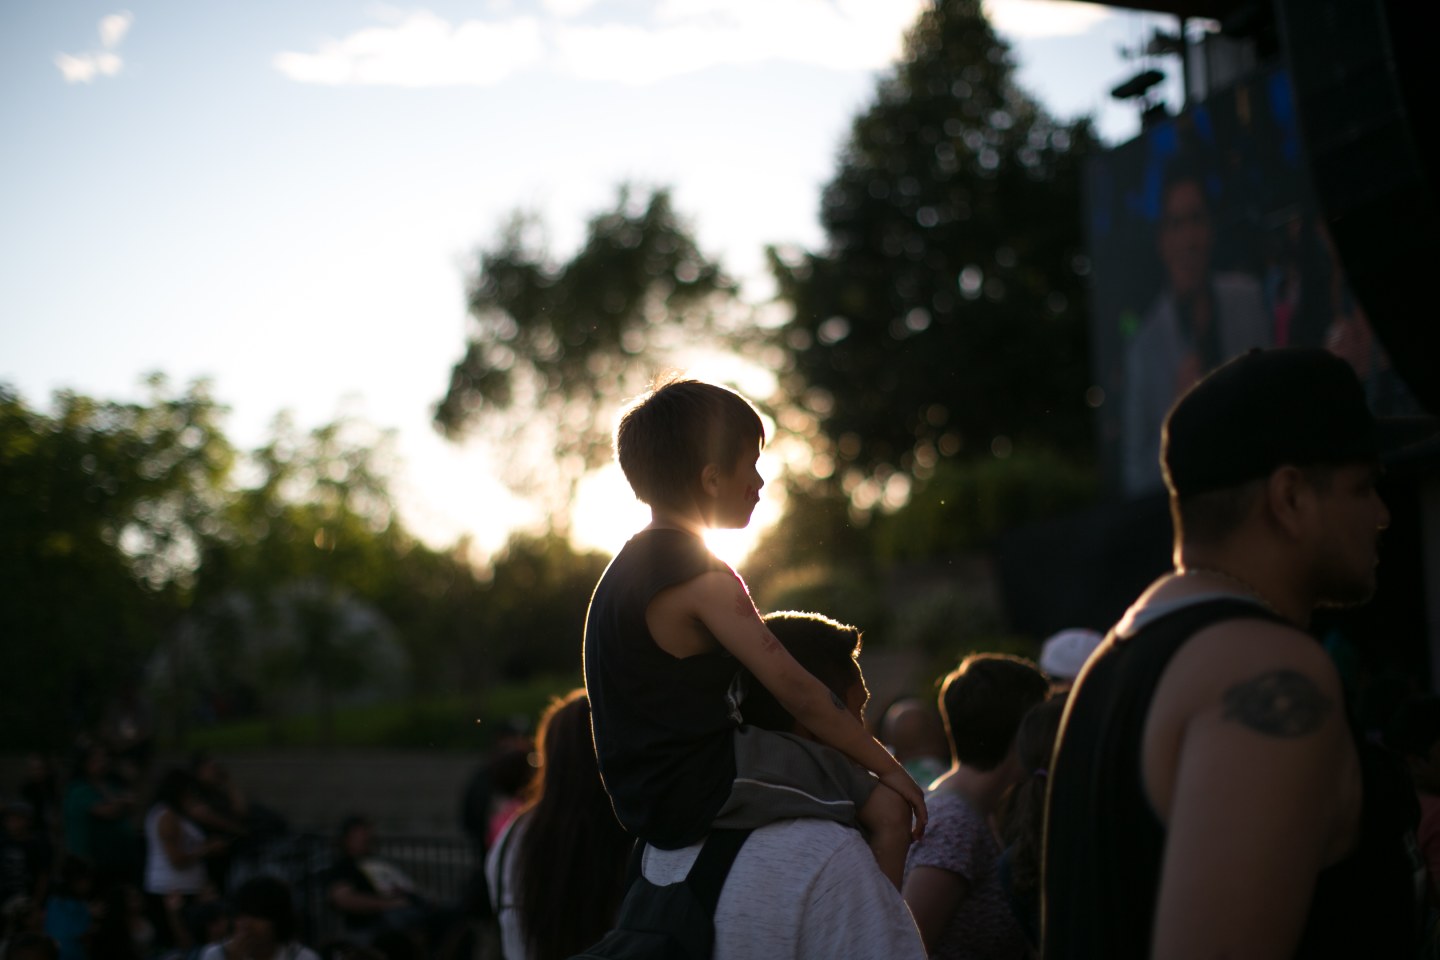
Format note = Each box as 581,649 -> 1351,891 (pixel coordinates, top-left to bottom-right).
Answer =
582,377 -> 925,885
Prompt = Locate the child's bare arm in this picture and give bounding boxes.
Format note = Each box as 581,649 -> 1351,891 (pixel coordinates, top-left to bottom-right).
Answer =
678,570 -> 927,837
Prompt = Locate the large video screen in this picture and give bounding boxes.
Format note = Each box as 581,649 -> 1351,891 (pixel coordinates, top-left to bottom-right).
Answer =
1086,64 -> 1420,497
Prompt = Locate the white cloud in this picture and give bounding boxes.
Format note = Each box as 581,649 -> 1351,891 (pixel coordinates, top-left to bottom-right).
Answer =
276,0 -> 923,88
99,11 -> 134,49
273,11 -> 544,87
983,0 -> 1113,39
559,0 -> 924,83
55,10 -> 131,84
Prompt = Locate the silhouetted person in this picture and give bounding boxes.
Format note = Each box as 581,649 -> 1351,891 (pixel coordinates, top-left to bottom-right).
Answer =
902,654 -> 1048,958
1045,348 -> 1422,958
1123,160 -> 1269,494
485,691 -> 628,960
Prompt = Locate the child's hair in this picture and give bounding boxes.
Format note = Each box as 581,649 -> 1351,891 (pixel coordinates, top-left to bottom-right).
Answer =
615,378 -> 764,511
939,653 -> 1049,771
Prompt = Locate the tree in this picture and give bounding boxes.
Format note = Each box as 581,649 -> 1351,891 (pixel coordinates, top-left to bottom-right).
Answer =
434,186 -> 741,528
0,377 -> 233,748
771,0 -> 1097,503
180,413 -> 409,740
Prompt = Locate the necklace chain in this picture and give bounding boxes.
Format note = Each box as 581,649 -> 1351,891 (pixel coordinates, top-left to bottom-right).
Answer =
1177,565 -> 1283,617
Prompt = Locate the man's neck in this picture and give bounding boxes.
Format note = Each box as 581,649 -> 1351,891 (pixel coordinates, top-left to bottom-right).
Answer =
1172,544 -> 1311,627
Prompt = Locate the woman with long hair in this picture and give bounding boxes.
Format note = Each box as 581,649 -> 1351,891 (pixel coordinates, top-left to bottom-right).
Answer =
485,690 -> 631,960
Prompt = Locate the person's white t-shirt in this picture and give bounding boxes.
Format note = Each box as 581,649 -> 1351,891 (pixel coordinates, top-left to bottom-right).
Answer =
642,818 -> 926,960
484,813 -> 529,960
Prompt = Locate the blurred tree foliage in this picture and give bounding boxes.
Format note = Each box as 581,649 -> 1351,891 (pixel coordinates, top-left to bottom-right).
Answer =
0,377 -> 233,748
1,379 -> 608,751
435,187 -> 741,526
770,0 -> 1098,499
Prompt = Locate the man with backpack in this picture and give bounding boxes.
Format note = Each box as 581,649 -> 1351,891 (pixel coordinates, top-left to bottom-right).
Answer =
585,611 -> 925,960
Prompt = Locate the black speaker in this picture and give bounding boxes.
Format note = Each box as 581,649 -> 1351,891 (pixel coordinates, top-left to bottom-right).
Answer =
1274,0 -> 1439,415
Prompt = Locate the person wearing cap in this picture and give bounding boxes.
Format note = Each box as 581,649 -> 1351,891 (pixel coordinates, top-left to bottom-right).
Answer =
1042,348 -> 1423,959
1037,629 -> 1102,694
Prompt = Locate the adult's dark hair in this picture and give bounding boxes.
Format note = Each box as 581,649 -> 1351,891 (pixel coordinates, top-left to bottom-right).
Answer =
1001,696 -> 1066,899
232,875 -> 298,943
939,654 -> 1049,771
512,690 -> 630,960
615,378 -> 764,512
151,767 -> 194,813
741,612 -> 864,732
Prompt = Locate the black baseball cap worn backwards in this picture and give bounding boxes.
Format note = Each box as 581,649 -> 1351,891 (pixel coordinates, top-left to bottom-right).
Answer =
1162,347 -> 1379,499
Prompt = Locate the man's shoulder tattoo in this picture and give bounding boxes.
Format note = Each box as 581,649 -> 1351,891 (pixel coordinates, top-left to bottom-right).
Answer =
1221,669 -> 1333,737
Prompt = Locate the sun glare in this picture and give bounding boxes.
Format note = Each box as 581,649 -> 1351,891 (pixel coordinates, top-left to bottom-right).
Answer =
569,463 -> 781,570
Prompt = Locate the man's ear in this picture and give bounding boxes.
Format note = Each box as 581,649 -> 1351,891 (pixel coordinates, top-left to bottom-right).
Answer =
1265,465 -> 1315,540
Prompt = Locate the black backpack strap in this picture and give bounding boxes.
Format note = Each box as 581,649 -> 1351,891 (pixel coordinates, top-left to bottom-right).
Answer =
683,828 -> 751,914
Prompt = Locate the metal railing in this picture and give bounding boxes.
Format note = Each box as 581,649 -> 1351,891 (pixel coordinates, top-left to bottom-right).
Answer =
232,832 -> 480,948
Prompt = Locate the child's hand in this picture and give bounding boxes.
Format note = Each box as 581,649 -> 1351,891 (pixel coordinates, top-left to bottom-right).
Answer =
879,763 -> 927,840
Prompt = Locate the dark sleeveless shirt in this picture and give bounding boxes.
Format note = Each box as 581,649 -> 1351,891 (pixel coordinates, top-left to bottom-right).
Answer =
583,528 -> 740,849
1042,598 -> 1423,959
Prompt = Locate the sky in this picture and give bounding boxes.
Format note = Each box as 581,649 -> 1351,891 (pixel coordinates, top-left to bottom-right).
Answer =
1,0 -> 1187,564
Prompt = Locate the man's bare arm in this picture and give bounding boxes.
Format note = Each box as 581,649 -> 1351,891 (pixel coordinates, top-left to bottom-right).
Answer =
1151,627 -> 1348,959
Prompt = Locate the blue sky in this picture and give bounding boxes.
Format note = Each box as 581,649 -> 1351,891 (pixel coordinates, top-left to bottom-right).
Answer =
1,0 -> 1185,559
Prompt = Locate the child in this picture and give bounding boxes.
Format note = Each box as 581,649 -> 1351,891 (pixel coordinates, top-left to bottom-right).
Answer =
582,378 -> 926,885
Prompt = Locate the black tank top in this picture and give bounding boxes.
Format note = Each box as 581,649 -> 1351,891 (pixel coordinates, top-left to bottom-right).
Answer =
583,528 -> 739,849
1042,598 -> 1423,959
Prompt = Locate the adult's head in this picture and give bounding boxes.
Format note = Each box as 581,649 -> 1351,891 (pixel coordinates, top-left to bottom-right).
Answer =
69,740 -> 108,783
1163,347 -> 1388,605
1038,629 -> 1103,687
1157,157 -> 1214,299
231,875 -> 299,947
513,689 -> 630,960
520,689 -> 600,814
337,815 -> 375,858
879,697 -> 948,764
743,612 -> 865,733
150,767 -> 195,813
615,377 -> 765,522
938,654 -> 1049,771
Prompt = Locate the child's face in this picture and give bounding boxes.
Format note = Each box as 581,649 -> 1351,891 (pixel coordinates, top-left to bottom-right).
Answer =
709,439 -> 764,529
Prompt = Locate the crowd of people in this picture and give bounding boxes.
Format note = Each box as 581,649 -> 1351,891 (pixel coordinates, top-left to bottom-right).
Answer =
0,742 -> 476,960
8,347 -> 1438,960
